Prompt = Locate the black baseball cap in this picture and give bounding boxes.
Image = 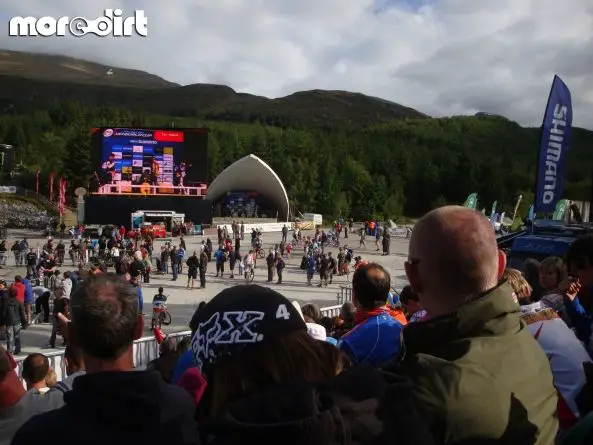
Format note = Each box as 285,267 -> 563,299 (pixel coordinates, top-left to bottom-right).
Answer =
191,285 -> 306,375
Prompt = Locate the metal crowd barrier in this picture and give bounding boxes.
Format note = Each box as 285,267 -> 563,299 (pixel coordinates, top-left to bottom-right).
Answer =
15,349 -> 67,386
320,305 -> 342,318
336,285 -> 352,304
13,303 -> 346,386
14,330 -> 192,385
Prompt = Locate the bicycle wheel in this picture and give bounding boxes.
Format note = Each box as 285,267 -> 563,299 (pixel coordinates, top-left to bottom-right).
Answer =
258,249 -> 265,259
159,311 -> 172,326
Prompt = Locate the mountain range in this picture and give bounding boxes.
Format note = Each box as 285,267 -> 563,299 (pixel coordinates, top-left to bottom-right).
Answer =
0,49 -> 425,127
1,49 -> 592,219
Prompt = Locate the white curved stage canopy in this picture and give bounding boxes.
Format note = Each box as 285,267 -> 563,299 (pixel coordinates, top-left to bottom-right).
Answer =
206,154 -> 290,221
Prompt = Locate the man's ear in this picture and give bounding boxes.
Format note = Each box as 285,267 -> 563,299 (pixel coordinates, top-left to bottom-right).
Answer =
405,261 -> 423,294
134,314 -> 144,340
497,250 -> 507,280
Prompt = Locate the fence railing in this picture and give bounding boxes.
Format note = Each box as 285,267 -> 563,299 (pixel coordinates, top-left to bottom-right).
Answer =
14,305 -> 343,386
337,285 -> 352,304
14,330 -> 192,386
320,305 -> 342,318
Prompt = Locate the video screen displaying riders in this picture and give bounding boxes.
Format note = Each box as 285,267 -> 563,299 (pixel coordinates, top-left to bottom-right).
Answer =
100,151 -> 191,192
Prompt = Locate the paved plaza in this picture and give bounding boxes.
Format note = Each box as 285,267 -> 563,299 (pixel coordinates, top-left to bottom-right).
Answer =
0,229 -> 411,358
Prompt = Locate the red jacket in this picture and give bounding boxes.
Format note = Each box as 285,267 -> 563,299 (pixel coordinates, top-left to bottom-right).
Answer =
11,282 -> 25,304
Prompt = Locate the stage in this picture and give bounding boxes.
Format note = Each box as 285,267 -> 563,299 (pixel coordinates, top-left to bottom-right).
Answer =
85,195 -> 213,227
95,183 -> 207,197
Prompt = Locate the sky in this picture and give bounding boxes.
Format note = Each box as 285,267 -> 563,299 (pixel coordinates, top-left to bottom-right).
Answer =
0,0 -> 592,129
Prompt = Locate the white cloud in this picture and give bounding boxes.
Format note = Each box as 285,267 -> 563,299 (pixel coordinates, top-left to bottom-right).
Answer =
0,0 -> 591,128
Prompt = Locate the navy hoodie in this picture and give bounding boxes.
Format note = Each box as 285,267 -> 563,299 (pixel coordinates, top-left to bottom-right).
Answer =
11,370 -> 199,445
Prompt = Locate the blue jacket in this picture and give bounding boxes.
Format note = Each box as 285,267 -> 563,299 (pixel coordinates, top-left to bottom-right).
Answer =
564,291 -> 593,352
339,310 -> 403,366
22,278 -> 34,304
307,257 -> 316,273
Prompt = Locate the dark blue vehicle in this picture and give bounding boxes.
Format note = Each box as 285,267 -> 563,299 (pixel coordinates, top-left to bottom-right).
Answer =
499,220 -> 591,271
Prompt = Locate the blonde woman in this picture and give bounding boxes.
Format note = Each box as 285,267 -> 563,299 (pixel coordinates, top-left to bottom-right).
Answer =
503,267 -> 592,432
502,268 -> 532,304
45,369 -> 58,388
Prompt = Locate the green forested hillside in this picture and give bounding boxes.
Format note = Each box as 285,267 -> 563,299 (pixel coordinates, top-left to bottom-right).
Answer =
0,50 -> 177,89
1,103 -> 592,221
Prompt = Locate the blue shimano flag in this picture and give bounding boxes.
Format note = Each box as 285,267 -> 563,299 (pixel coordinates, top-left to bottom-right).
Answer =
534,75 -> 573,213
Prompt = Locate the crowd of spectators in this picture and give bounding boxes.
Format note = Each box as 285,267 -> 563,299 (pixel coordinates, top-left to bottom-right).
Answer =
0,200 -> 55,230
4,205 -> 593,444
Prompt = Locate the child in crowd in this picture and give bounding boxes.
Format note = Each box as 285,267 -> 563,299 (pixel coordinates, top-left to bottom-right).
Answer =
45,369 -> 58,388
504,269 -> 532,305
538,256 -> 570,326
152,287 -> 167,330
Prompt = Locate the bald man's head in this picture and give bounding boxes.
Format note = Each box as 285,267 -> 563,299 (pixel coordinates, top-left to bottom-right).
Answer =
407,206 -> 500,308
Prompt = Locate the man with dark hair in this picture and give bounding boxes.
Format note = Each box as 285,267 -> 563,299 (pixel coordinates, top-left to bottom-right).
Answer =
1,287 -> 26,354
21,353 -> 50,392
12,273 -> 199,445
338,263 -> 404,366
0,347 -> 60,444
399,285 -> 427,323
0,349 -> 25,440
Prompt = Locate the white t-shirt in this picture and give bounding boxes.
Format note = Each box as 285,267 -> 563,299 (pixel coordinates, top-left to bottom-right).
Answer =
32,286 -> 50,297
521,307 -> 592,421
61,278 -> 72,299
